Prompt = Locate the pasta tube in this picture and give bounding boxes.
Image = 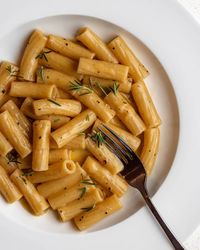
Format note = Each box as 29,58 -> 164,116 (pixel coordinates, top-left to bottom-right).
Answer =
19,30 -> 47,81
51,109 -> 96,148
85,137 -> 124,174
77,58 -> 129,82
64,135 -> 86,150
28,160 -> 76,183
17,154 -> 32,170
69,149 -> 90,165
20,97 -> 70,129
49,149 -> 69,164
131,81 -> 161,128
37,163 -> 87,198
0,111 -> 31,158
38,48 -> 79,78
36,68 -> 76,90
32,120 -> 51,171
33,98 -> 82,117
10,82 -> 57,99
108,36 -> 149,81
10,169 -> 49,215
48,180 -> 96,210
58,189 -> 103,221
74,194 -> 122,230
0,165 -> 22,203
47,35 -> 95,60
104,92 -> 146,136
140,128 -> 160,176
0,62 -> 18,104
0,132 -> 13,156
82,156 -> 128,197
108,116 -> 127,130
70,88 -> 115,123
84,76 -> 132,94
56,88 -> 72,99
93,119 -> 141,152
0,155 -> 17,174
1,100 -> 32,140
76,27 -> 118,63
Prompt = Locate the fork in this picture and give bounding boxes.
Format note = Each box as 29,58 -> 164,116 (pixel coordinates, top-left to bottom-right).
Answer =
98,125 -> 184,250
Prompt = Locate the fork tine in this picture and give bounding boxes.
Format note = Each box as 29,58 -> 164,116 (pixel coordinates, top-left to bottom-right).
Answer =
98,127 -> 132,160
102,125 -> 143,176
98,128 -> 128,164
102,124 -> 134,155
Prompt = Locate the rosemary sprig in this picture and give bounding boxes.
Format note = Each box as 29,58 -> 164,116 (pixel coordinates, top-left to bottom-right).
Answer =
79,187 -> 87,199
53,118 -> 60,123
90,131 -> 105,147
7,153 -> 21,164
96,82 -> 108,96
110,81 -> 119,95
20,176 -> 27,185
6,65 -> 19,77
81,179 -> 96,186
69,80 -> 93,96
47,99 -> 61,106
78,132 -> 85,136
81,204 -> 95,212
22,171 -> 34,177
85,114 -> 90,121
37,66 -> 45,81
35,50 -> 52,62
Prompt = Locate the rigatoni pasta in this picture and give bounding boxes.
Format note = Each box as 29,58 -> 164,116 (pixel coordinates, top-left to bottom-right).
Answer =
0,165 -> 22,203
0,111 -> 31,158
33,98 -> 82,117
10,82 -> 57,99
131,81 -> 161,128
47,35 -> 95,60
38,48 -> 80,78
51,109 -> 96,148
77,58 -> 129,82
10,169 -> 49,215
0,26 -> 161,231
76,27 -> 118,63
32,120 -> 51,171
0,100 -> 32,140
19,30 -> 47,81
108,36 -> 149,81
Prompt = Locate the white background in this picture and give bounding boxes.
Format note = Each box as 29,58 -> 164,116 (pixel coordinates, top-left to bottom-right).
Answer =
179,1 -> 200,249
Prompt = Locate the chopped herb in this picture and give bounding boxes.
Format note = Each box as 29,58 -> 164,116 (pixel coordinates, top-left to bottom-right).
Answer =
81,204 -> 95,212
110,81 -> 119,95
85,114 -> 90,121
22,171 -> 34,177
36,50 -> 52,62
6,65 -> 19,77
53,118 -> 60,123
90,131 -> 105,147
96,82 -> 108,96
48,99 -> 61,106
69,80 -> 93,96
81,179 -> 96,186
20,176 -> 27,184
7,153 -> 21,164
37,66 -> 45,81
79,187 -> 87,199
78,132 -> 85,136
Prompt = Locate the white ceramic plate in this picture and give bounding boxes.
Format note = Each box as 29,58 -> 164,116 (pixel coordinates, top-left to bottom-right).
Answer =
0,1 -> 200,249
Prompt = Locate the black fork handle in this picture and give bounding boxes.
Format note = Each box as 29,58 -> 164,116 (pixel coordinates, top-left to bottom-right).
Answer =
139,189 -> 185,250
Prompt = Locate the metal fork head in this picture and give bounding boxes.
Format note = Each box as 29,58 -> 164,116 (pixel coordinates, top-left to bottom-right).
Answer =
98,125 -> 147,189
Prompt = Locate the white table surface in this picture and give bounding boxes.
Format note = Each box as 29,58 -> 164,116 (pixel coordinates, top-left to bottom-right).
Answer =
179,1 -> 200,249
